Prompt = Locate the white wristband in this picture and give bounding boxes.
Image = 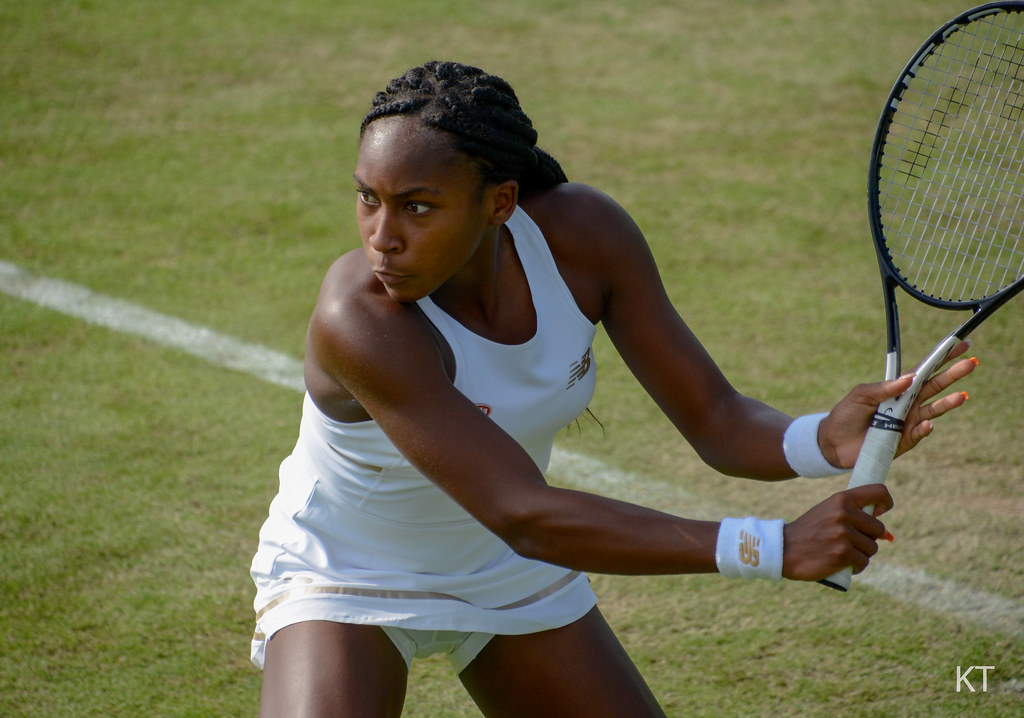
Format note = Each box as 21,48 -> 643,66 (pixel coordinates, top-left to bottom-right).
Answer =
783,413 -> 845,478
715,517 -> 785,580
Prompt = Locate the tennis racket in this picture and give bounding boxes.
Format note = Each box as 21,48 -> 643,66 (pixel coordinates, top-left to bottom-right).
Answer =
820,2 -> 1024,592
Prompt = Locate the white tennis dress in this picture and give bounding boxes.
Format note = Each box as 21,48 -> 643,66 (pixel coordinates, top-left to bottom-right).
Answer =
249,206 -> 599,667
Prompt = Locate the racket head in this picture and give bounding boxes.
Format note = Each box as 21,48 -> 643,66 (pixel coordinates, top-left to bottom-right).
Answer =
868,2 -> 1024,312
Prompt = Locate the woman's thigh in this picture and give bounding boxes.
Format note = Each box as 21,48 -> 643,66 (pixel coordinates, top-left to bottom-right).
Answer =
259,620 -> 409,718
458,607 -> 667,718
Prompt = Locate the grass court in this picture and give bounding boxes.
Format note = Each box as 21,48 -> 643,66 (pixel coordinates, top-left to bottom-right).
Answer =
1,1 -> 1021,715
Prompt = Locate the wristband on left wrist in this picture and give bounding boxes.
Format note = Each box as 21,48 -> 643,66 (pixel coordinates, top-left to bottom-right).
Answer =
783,413 -> 846,478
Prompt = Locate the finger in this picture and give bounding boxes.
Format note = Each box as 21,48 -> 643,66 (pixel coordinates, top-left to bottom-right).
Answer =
850,548 -> 875,575
867,374 -> 916,404
872,506 -> 896,527
917,356 -> 979,403
899,389 -> 970,454
898,419 -> 933,454
845,502 -> 886,537
846,483 -> 895,516
849,530 -> 882,562
843,534 -> 879,574
845,511 -> 893,573
922,390 -> 970,422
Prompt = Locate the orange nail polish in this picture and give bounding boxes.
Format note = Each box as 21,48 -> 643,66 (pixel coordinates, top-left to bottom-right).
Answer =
960,392 -> 970,401
970,357 -> 980,367
883,531 -> 895,543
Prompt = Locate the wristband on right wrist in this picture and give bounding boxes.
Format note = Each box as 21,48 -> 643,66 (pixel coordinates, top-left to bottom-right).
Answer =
715,516 -> 785,580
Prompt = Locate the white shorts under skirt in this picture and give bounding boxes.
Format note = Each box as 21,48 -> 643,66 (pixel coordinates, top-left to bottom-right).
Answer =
381,627 -> 494,674
250,570 -> 597,669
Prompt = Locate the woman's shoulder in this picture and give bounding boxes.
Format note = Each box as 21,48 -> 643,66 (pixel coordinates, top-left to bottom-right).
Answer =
519,183 -> 652,322
310,251 -> 434,375
521,183 -> 649,265
314,250 -> 392,327
521,182 -> 635,233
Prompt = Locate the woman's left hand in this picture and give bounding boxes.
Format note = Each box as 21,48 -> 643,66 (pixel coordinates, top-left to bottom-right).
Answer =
818,341 -> 979,469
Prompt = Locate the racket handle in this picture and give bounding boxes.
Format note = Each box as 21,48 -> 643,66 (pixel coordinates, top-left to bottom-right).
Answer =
819,420 -> 902,592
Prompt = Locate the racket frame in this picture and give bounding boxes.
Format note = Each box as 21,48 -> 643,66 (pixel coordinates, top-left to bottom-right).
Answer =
820,1 -> 1024,591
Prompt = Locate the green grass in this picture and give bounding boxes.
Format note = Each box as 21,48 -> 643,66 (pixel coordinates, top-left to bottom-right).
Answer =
2,1 -> 1021,715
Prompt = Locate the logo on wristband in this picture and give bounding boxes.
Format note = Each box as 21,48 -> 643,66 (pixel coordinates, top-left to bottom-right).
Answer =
739,530 -> 761,568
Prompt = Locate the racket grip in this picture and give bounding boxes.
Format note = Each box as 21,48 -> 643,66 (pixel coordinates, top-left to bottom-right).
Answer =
820,422 -> 902,592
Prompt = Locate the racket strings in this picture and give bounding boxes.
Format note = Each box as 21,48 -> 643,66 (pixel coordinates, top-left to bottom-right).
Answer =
878,9 -> 1024,303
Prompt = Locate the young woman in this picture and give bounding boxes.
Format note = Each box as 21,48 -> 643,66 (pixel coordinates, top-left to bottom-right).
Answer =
250,61 -> 976,718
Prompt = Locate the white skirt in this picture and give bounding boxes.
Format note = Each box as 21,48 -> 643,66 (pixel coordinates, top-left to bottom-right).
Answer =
250,448 -> 597,668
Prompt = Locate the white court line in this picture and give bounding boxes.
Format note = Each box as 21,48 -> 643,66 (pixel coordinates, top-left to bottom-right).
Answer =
0,260 -> 305,394
2,258 -> 1021,640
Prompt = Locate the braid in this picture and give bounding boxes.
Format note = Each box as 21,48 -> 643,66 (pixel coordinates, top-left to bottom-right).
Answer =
361,61 -> 567,194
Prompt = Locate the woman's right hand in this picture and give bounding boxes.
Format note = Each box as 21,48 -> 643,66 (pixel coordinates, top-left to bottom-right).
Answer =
781,484 -> 894,582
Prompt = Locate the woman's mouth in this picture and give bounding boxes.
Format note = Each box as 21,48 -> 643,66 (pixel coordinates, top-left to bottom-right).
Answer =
373,269 -> 408,286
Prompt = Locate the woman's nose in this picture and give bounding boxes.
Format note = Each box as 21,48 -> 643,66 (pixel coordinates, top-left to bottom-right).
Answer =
368,211 -> 402,254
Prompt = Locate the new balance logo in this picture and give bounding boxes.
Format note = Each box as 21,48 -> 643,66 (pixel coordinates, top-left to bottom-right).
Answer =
567,347 -> 593,390
739,530 -> 760,568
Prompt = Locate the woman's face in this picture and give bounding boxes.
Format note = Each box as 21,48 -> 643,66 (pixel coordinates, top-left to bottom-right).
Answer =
354,116 -> 512,303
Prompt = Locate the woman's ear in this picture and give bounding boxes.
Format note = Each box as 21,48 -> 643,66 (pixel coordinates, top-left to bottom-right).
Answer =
487,180 -> 519,225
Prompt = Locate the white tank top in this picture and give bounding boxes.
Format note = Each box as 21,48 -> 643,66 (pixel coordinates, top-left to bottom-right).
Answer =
415,204 -> 597,469
250,205 -> 598,642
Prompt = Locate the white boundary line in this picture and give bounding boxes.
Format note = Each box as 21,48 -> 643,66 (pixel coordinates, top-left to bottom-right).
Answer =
0,260 -> 305,394
2,258 -> 1021,640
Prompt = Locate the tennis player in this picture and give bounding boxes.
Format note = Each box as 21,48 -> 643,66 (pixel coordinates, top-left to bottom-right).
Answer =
250,61 -> 976,718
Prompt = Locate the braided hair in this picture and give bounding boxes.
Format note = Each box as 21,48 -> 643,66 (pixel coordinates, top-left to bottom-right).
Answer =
360,61 -> 567,195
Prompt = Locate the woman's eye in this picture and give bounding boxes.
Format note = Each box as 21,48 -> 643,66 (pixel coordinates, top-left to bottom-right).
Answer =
357,191 -> 379,206
406,202 -> 430,215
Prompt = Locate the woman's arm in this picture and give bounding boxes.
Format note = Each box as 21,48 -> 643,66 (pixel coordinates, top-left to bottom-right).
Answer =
304,191 -> 946,582
528,184 -> 797,478
306,252 -> 724,575
529,184 -> 976,479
